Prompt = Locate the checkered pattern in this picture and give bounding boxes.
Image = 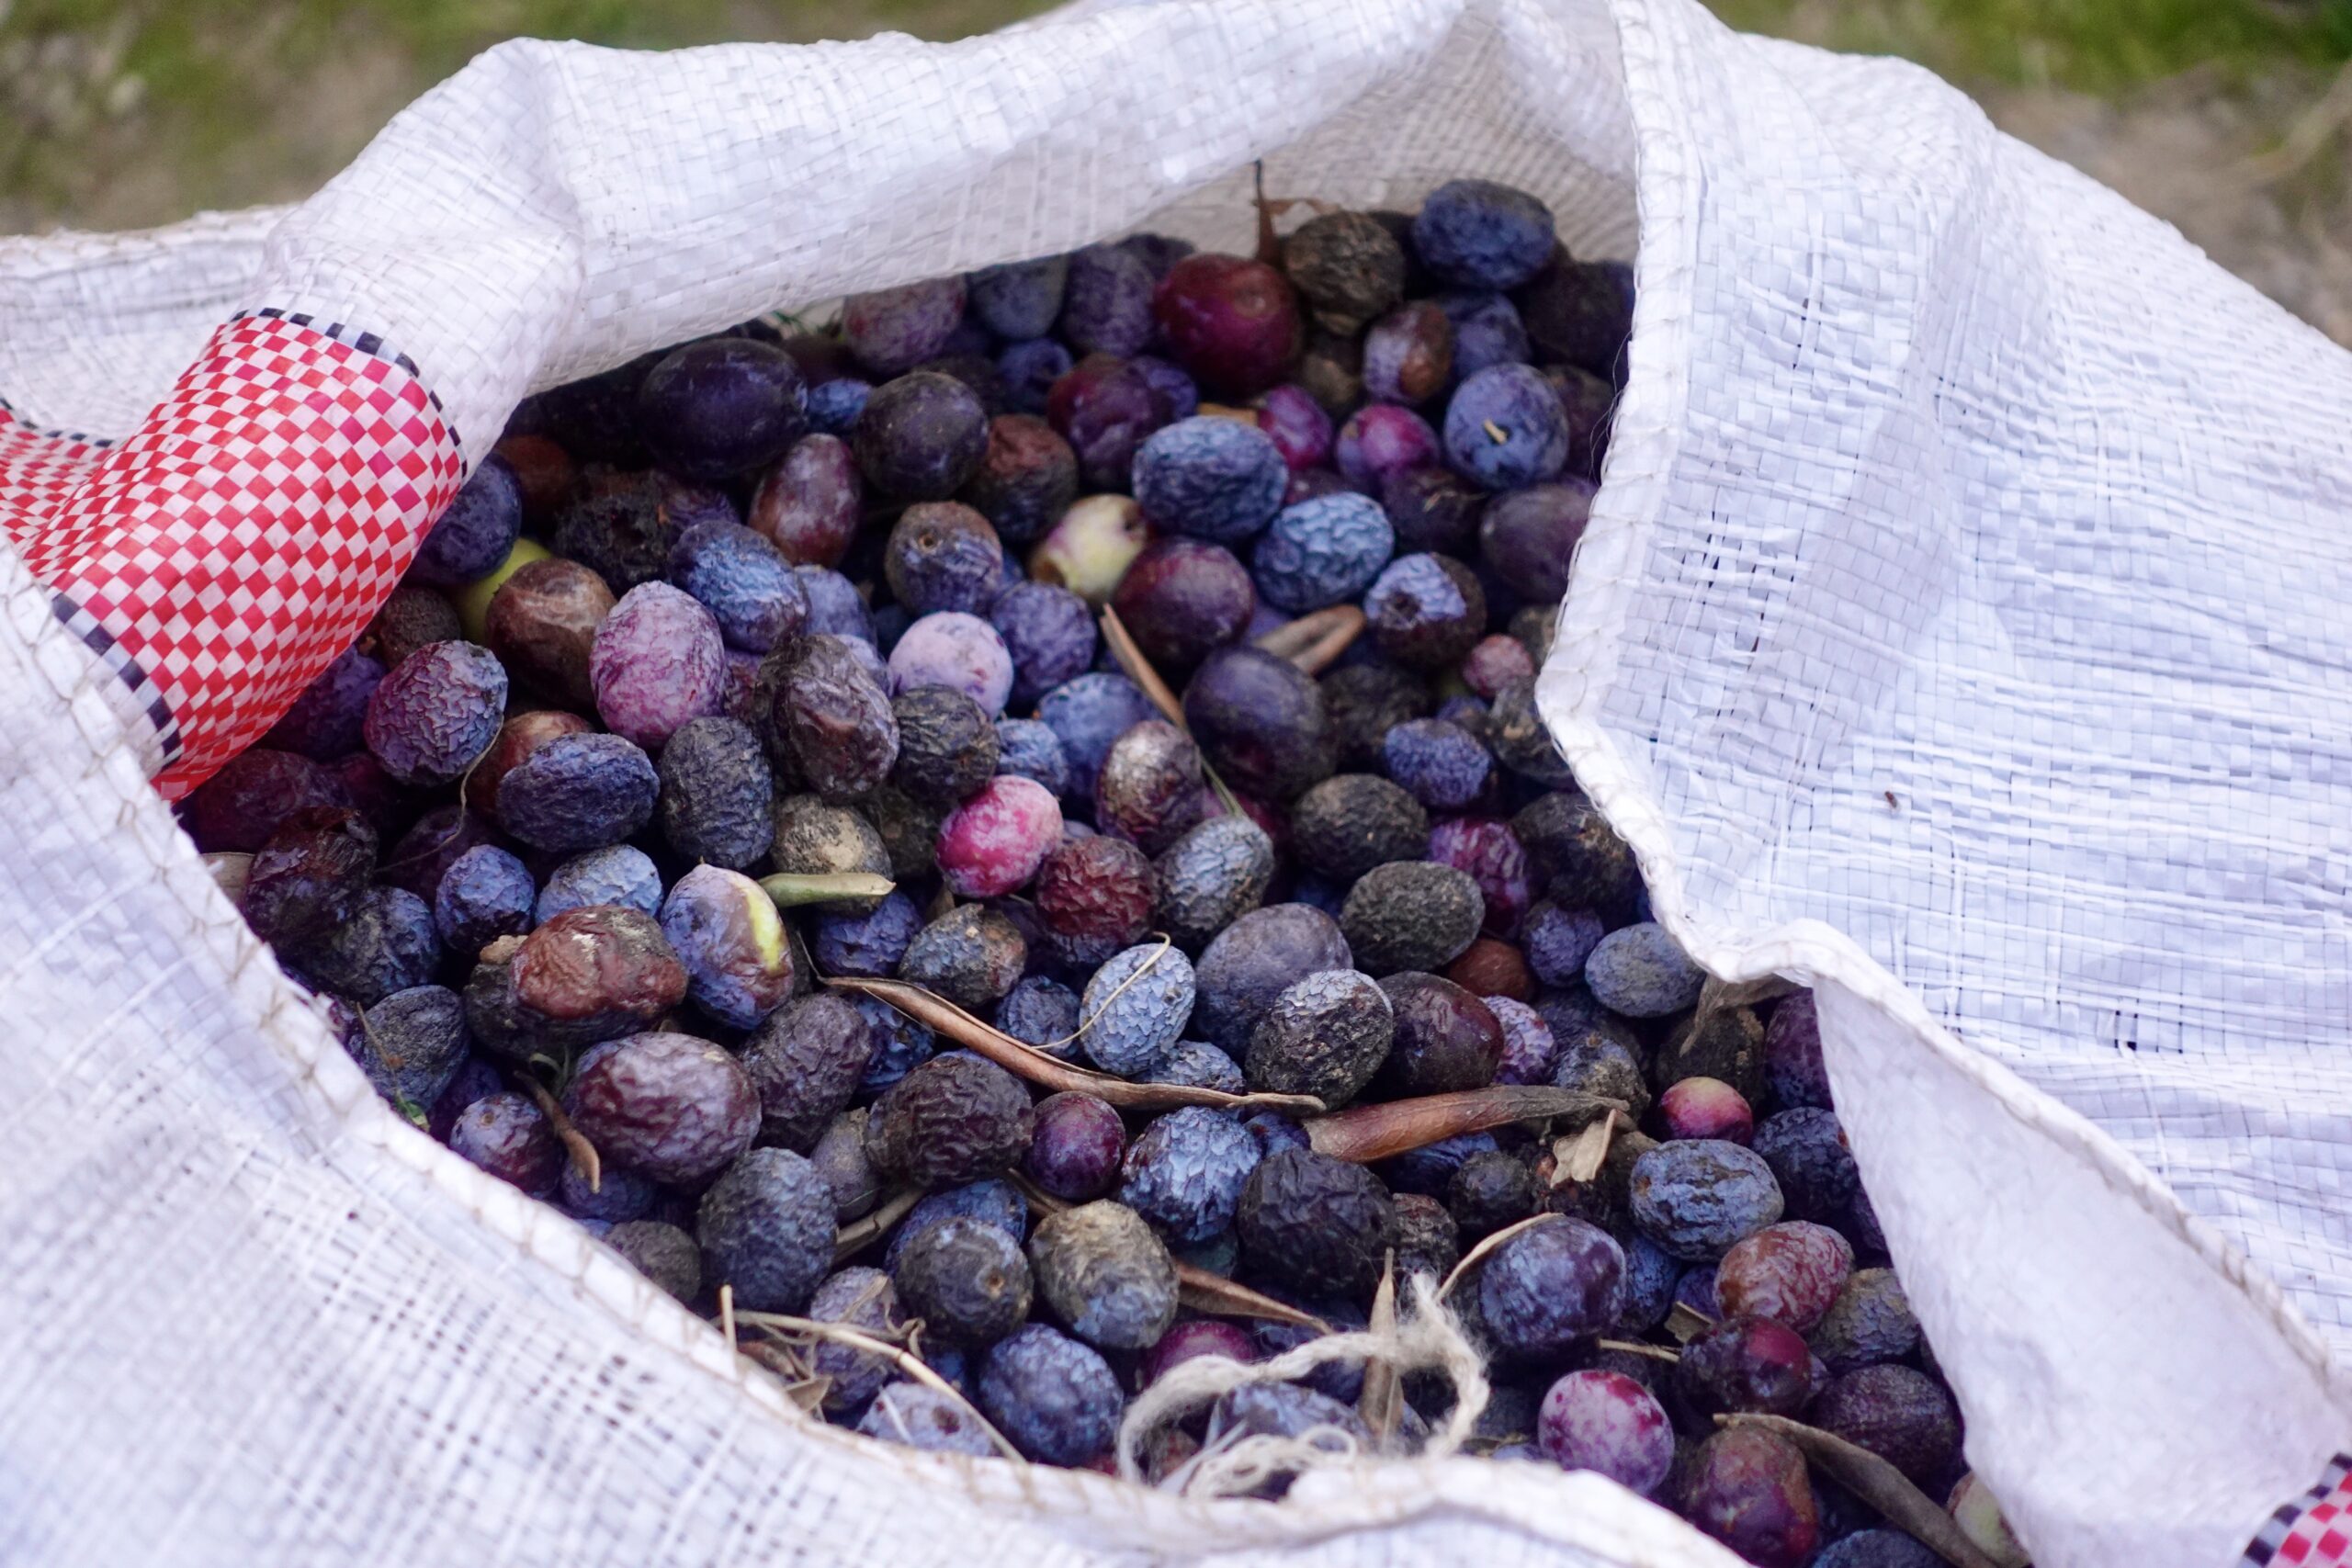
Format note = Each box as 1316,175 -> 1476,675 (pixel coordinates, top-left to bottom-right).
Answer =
2246,1459 -> 2352,1567
0,401 -> 110,537
0,313 -> 460,799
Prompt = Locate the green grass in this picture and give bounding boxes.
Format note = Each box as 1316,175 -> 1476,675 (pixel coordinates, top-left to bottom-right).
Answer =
1711,0 -> 2352,94
2,0 -> 2346,230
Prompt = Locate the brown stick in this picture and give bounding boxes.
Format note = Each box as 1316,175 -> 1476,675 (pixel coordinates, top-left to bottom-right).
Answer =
1304,1086 -> 1624,1164
1253,605 -> 1365,675
831,1189 -> 922,1266
827,976 -> 1326,1116
521,1077 -> 602,1193
1438,1213 -> 1565,1301
1252,160 -> 1282,266
1719,1415 -> 2005,1568
1099,604 -> 1188,729
1099,602 -> 1246,815
1595,1338 -> 1680,1363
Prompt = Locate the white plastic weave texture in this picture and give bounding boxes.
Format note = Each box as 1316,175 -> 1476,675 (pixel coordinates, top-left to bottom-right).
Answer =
1,1 -> 2348,1565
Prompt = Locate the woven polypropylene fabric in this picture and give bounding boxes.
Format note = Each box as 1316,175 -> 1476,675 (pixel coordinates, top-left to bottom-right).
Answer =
1539,0 -> 2352,1556
1,0 -> 2348,1564
10,315 -> 461,793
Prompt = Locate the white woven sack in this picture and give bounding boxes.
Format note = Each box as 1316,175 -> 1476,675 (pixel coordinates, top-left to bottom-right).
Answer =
4,1 -> 2350,1564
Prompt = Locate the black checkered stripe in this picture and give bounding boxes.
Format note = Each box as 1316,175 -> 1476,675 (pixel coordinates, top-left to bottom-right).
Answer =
50,592 -> 182,765
2243,1452 -> 2352,1565
228,309 -> 458,448
0,392 -> 116,448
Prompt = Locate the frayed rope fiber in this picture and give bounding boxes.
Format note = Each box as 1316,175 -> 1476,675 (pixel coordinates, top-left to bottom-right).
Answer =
1114,1273 -> 1491,1495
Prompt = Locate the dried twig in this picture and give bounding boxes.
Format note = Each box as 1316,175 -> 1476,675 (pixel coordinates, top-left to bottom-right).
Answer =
1098,603 -> 1243,815
1720,1414 -> 2003,1568
832,1189 -> 923,1266
826,976 -> 1324,1116
719,1282 -> 738,1356
1034,934 -> 1176,1055
1305,1086 -> 1623,1164
1099,604 -> 1187,728
1594,1337 -> 1680,1364
1253,604 -> 1365,674
520,1076 -> 602,1193
1438,1213 -> 1565,1301
736,1310 -> 1027,1462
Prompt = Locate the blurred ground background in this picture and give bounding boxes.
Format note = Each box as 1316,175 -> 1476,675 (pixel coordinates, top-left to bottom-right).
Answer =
3,0 -> 2349,343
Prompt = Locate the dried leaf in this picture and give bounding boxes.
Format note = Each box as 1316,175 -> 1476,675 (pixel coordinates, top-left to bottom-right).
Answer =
1719,1414 -> 2005,1568
1692,973 -> 1798,1024
738,1340 -> 834,1415
1553,1109 -> 1621,1184
832,1188 -> 922,1266
1174,1269 -> 1331,1332
1306,1085 -> 1623,1164
760,871 -> 899,909
1252,604 -> 1365,674
1666,1302 -> 1715,1343
1438,1213 -> 1566,1302
1357,1253 -> 1403,1448
827,976 -> 1325,1116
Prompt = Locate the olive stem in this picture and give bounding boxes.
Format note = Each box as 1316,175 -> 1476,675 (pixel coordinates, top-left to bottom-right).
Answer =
759,871 -> 897,908
1438,1213 -> 1565,1302
521,1077 -> 602,1193
825,974 -> 1325,1117
831,1189 -> 923,1267
1254,604 -> 1366,675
